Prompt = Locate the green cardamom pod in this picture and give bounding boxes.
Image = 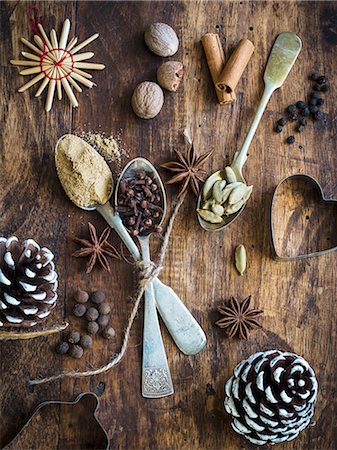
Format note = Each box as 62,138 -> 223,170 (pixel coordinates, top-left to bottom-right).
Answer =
235,244 -> 246,275
211,203 -> 224,216
197,209 -> 223,223
224,166 -> 237,183
202,173 -> 223,200
212,180 -> 227,203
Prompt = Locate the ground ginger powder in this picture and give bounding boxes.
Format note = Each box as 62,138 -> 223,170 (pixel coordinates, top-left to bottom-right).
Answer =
55,134 -> 112,208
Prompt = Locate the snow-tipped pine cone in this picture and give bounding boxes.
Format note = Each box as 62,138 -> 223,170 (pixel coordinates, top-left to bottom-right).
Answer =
0,236 -> 58,328
224,349 -> 317,445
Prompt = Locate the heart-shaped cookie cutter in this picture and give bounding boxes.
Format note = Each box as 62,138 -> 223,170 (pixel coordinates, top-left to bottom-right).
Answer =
271,173 -> 337,260
3,392 -> 109,450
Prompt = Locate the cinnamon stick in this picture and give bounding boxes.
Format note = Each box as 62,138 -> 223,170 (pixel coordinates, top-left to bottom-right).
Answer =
201,33 -> 236,105
216,38 -> 254,93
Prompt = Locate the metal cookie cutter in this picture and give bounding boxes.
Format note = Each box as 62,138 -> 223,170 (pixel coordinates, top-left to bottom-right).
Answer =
3,392 -> 109,450
270,173 -> 337,260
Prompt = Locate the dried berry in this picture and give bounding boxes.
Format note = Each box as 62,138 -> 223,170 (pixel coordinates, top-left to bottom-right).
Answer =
309,97 -> 317,106
287,104 -> 296,114
317,75 -> 327,85
277,117 -> 287,126
313,83 -> 321,91
74,289 -> 89,304
287,135 -> 295,144
275,124 -> 283,133
299,118 -> 307,126
98,303 -> 111,315
320,84 -> 329,93
296,101 -> 306,109
288,113 -> 298,121
56,342 -> 69,355
97,314 -> 109,327
68,331 -> 81,344
87,321 -> 99,334
91,290 -> 105,304
316,98 -> 324,106
309,73 -> 320,81
310,106 -> 318,115
73,303 -> 86,317
86,307 -> 99,321
310,91 -> 319,99
69,344 -> 84,359
302,107 -> 310,117
102,326 -> 116,340
80,335 -> 93,349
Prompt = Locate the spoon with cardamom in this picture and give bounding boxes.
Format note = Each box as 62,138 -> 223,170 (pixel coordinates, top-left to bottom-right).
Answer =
197,32 -> 302,231
55,135 -> 206,360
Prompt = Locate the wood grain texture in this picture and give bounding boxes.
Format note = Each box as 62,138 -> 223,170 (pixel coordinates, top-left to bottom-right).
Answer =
0,1 -> 336,449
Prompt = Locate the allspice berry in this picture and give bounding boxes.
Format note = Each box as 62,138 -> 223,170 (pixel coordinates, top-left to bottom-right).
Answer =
87,321 -> 99,334
98,303 -> 111,315
74,289 -> 89,304
80,335 -> 93,349
68,331 -> 81,344
86,307 -> 99,321
97,314 -> 109,327
157,61 -> 184,92
102,326 -> 116,340
56,342 -> 69,355
73,303 -> 86,317
69,344 -> 84,359
91,290 -> 105,304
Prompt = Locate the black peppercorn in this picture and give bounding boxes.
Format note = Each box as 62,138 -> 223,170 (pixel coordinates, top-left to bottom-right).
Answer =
56,342 -> 69,355
275,124 -> 283,133
102,326 -> 116,340
73,303 -> 86,317
296,101 -> 306,110
91,291 -> 105,304
277,117 -> 287,126
97,314 -> 109,327
287,136 -> 295,144
98,303 -> 111,315
317,75 -> 327,85
87,321 -> 99,334
287,104 -> 296,114
309,73 -> 320,81
74,289 -> 89,304
302,108 -> 310,117
313,83 -> 321,91
86,307 -> 99,321
310,106 -> 318,115
288,113 -> 298,121
320,84 -> 329,93
299,118 -> 307,126
69,345 -> 84,359
316,98 -> 324,106
309,97 -> 317,106
80,335 -> 93,349
310,91 -> 319,99
68,331 -> 81,344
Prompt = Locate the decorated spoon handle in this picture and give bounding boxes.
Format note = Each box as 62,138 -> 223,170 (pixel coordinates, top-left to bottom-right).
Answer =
96,202 -> 206,355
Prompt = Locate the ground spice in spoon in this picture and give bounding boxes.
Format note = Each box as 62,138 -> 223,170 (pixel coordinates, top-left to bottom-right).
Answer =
55,134 -> 112,208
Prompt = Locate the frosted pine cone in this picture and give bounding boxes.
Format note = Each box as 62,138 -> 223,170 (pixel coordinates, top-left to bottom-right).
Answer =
224,349 -> 317,445
0,236 -> 58,328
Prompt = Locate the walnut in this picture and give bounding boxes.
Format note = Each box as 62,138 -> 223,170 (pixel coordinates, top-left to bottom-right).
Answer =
144,23 -> 179,57
131,81 -> 164,119
157,61 -> 184,92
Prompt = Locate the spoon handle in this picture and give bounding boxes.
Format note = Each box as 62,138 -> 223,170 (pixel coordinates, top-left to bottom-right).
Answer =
232,84 -> 274,173
138,237 -> 174,398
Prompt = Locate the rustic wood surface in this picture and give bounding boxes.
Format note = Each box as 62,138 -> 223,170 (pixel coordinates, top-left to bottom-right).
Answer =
0,1 -> 336,449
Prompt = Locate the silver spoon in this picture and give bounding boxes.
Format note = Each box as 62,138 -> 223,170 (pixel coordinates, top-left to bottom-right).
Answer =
197,32 -> 302,232
115,157 -> 175,398
55,136 -> 206,356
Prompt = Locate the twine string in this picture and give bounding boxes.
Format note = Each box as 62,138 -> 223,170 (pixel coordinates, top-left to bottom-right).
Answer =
29,191 -> 187,387
27,3 -> 44,36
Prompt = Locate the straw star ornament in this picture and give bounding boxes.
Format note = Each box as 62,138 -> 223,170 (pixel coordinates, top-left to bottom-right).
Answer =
10,19 -> 105,112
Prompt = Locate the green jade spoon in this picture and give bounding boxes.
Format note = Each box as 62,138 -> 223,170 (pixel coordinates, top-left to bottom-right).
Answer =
197,32 -> 302,232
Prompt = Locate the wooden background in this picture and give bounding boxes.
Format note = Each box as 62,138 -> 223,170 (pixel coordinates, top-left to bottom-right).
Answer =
1,1 -> 336,449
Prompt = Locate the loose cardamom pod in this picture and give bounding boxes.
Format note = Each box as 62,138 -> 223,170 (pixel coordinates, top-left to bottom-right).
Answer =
224,166 -> 237,183
235,244 -> 246,275
197,209 -> 223,223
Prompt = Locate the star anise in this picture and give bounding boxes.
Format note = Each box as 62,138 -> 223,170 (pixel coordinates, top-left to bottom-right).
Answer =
72,222 -> 124,274
215,296 -> 263,339
161,145 -> 213,197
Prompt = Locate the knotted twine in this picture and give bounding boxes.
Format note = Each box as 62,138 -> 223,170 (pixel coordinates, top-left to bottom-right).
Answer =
29,191 -> 187,387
